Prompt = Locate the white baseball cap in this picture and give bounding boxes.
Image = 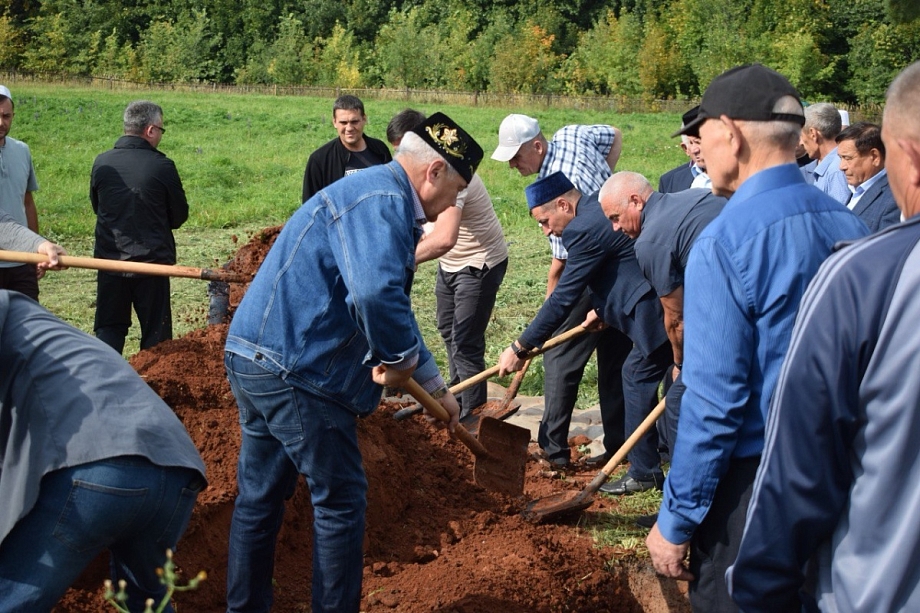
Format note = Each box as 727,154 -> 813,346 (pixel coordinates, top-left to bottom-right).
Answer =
491,114 -> 541,161
0,85 -> 11,102
838,109 -> 850,128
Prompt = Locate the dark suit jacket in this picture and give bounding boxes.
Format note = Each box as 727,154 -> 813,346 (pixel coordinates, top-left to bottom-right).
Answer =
658,162 -> 694,193
520,193 -> 668,358
851,173 -> 900,233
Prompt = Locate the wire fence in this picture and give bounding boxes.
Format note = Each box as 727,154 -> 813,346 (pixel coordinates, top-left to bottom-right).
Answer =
1,71 -> 885,120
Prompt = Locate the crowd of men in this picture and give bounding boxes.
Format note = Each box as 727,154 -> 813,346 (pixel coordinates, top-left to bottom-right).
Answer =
2,58 -> 920,613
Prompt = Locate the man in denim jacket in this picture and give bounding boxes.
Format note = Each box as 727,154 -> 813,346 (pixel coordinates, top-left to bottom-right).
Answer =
224,112 -> 483,613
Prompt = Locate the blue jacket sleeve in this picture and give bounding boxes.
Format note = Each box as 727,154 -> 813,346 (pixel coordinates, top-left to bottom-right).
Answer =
327,191 -> 424,370
520,227 -> 603,348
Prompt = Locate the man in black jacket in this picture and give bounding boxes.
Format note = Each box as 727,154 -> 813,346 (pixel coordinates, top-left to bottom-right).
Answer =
301,95 -> 392,202
91,100 -> 189,354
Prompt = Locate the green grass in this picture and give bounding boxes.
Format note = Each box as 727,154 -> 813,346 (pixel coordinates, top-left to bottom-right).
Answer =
14,82 -> 686,553
14,81 -> 688,377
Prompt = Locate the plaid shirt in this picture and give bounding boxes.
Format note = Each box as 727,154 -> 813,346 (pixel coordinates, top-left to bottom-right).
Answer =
539,124 -> 617,260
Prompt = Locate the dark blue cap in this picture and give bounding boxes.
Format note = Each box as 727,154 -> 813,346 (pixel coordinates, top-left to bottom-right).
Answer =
525,171 -> 575,210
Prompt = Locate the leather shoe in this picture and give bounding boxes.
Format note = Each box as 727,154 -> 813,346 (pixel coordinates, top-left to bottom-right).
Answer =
635,513 -> 658,529
584,452 -> 612,466
599,474 -> 662,495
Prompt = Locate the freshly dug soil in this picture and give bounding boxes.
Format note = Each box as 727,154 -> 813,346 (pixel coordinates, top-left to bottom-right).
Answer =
54,228 -> 689,613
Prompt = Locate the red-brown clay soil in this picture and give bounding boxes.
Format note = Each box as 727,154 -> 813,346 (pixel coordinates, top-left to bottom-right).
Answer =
54,229 -> 689,613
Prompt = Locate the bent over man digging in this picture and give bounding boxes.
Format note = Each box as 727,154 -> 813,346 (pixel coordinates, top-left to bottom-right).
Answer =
224,112 -> 482,613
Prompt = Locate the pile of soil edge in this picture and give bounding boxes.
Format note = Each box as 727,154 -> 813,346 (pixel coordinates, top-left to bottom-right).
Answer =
55,227 -> 689,613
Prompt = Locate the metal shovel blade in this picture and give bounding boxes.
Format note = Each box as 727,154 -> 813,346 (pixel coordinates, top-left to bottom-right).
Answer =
473,416 -> 530,497
522,489 -> 596,523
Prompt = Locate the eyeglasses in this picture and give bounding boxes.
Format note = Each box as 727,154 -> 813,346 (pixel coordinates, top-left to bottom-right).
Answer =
151,125 -> 166,134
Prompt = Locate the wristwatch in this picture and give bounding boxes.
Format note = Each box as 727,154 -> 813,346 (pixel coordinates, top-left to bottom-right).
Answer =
510,340 -> 530,360
430,385 -> 449,399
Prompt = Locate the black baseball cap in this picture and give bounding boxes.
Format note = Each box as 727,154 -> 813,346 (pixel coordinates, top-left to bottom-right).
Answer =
412,112 -> 484,183
674,64 -> 805,137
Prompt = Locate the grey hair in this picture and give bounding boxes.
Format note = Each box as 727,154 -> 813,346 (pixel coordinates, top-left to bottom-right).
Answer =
885,60 -> 920,140
124,100 -> 163,135
804,102 -> 841,139
599,171 -> 653,204
738,95 -> 803,150
394,131 -> 459,180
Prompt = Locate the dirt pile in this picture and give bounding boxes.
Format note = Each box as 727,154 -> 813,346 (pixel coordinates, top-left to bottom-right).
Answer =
55,229 -> 688,613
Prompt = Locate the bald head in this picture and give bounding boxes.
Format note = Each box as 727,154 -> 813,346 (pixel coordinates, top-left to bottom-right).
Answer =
599,172 -> 654,238
882,61 -> 920,219
885,61 -> 920,140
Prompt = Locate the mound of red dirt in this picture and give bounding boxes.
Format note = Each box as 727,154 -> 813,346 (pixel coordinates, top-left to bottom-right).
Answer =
55,229 -> 689,613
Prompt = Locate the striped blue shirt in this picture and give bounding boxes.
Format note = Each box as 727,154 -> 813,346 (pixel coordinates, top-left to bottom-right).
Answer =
539,124 -> 616,260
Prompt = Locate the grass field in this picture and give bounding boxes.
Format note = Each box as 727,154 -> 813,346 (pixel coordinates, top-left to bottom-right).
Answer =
13,82 -> 687,400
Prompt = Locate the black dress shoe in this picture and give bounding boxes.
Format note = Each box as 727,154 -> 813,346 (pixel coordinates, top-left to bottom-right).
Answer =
599,474 -> 662,495
635,513 -> 658,528
584,452 -> 612,466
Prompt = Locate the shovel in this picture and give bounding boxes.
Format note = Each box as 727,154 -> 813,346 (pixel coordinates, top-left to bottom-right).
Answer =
462,358 -> 532,436
0,250 -> 251,283
523,396 -> 667,523
393,325 -> 589,422
403,378 -> 530,497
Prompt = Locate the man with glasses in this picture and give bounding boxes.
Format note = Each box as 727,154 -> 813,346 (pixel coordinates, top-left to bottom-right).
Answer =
91,100 -> 189,354
0,85 -> 44,301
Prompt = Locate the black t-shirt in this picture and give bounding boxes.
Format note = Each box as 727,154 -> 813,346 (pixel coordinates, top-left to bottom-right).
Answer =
345,147 -> 388,177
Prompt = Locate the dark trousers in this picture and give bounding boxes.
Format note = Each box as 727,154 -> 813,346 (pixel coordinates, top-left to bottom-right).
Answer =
95,271 -> 173,355
688,456 -> 760,613
539,291 -> 630,463
0,264 -> 39,301
435,260 -> 507,417
622,340 -> 672,479
660,369 -> 685,453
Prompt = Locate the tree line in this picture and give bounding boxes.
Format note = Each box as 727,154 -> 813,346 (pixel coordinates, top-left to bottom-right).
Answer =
2,0 -> 918,103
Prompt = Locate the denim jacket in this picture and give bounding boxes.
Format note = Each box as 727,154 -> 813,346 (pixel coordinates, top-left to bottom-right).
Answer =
226,162 -> 442,415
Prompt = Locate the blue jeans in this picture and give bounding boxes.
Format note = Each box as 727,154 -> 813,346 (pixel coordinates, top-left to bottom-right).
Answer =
224,352 -> 367,613
0,457 -> 203,613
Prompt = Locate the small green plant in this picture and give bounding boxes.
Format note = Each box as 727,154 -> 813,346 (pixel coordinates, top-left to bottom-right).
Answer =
103,549 -> 206,613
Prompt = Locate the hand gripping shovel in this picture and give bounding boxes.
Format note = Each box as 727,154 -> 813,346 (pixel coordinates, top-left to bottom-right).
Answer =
403,378 -> 530,497
393,325 -> 589,423
0,250 -> 251,283
523,396 -> 667,523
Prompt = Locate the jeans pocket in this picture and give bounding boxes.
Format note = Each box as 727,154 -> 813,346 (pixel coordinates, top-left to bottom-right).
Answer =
53,480 -> 148,553
228,357 -> 306,445
156,482 -> 202,549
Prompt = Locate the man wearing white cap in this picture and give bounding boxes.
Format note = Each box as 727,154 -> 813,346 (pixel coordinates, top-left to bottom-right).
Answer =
0,85 -> 43,300
492,115 -> 628,467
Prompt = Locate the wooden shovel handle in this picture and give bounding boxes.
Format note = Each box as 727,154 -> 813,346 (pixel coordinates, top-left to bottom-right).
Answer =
450,325 -> 590,395
584,396 -> 668,493
403,378 -> 490,458
0,250 -> 251,283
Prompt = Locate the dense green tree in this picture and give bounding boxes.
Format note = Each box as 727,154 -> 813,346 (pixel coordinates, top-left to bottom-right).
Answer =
1,0 -> 916,99
848,18 -> 920,101
138,10 -> 218,83
0,15 -> 25,68
561,10 -> 643,96
489,20 -> 562,93
315,23 -> 364,87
